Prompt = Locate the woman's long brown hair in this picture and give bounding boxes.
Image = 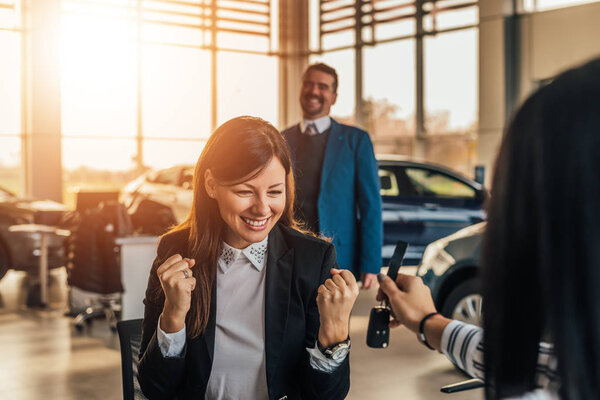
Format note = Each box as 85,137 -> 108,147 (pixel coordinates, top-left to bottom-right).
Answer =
164,116 -> 300,339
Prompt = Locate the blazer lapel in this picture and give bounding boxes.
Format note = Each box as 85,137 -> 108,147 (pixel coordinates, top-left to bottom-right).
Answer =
286,124 -> 301,168
320,118 -> 344,193
264,225 -> 294,388
204,279 -> 217,363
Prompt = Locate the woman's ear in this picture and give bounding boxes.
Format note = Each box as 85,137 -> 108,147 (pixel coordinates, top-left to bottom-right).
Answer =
204,169 -> 216,198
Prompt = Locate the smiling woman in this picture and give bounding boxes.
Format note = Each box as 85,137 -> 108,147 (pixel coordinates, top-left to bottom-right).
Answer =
137,115 -> 358,400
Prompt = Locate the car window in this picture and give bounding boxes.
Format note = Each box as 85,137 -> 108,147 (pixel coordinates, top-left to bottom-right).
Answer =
379,168 -> 399,196
405,167 -> 476,198
0,187 -> 14,201
151,167 -> 181,185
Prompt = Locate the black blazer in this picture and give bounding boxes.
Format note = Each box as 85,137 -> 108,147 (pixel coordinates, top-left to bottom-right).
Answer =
137,224 -> 350,400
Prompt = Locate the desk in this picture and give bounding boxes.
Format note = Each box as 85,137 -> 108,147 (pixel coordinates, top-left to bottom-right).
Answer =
116,236 -> 160,319
8,224 -> 70,307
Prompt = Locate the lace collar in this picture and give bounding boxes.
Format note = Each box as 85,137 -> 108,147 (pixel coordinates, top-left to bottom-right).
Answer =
218,237 -> 268,272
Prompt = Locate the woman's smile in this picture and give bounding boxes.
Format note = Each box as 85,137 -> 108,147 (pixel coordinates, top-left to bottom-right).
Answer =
242,216 -> 270,229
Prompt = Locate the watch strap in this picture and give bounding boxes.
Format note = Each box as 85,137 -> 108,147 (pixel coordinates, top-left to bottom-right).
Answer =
316,338 -> 351,359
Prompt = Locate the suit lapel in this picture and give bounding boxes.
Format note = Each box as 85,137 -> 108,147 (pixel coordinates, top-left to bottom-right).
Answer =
320,119 -> 344,193
264,225 -> 294,388
286,124 -> 301,167
204,279 -> 217,363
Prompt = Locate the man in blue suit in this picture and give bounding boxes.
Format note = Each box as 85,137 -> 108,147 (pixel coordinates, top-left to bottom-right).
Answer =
282,62 -> 383,289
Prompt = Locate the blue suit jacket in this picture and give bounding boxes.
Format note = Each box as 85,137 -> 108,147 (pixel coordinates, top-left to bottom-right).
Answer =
282,119 -> 383,275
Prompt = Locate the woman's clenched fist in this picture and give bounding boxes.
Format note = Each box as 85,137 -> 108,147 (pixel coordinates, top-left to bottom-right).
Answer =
157,254 -> 196,333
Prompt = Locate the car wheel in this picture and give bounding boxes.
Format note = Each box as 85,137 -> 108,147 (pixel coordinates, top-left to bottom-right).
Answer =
0,241 -> 9,281
441,278 -> 482,327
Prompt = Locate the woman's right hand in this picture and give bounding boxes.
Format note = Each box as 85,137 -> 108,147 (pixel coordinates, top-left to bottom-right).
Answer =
376,273 -> 438,333
157,254 -> 196,333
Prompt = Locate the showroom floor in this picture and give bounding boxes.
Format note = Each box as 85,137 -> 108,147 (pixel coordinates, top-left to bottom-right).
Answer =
0,267 -> 482,400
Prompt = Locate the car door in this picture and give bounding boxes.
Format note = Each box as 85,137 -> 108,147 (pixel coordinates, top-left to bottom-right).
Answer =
379,165 -> 425,265
403,166 -> 486,250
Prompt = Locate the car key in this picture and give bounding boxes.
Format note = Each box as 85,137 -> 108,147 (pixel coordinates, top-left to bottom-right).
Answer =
366,240 -> 408,348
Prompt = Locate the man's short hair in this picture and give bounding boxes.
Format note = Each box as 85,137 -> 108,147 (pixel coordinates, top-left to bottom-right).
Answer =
302,63 -> 338,93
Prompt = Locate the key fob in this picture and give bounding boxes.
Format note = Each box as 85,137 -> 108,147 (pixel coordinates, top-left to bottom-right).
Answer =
366,306 -> 391,348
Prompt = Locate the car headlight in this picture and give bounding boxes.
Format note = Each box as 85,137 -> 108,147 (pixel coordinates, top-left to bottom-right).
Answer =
417,239 -> 455,277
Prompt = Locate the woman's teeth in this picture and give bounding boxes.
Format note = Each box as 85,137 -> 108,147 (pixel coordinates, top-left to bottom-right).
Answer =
243,217 -> 268,227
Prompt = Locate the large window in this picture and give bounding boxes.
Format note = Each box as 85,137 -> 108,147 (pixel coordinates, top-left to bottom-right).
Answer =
217,52 -> 279,126
0,0 -> 22,194
56,0 -> 279,207
523,0 -> 600,11
310,0 -> 478,176
364,40 -> 415,154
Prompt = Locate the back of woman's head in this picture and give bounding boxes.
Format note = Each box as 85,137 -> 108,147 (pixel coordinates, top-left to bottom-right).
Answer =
482,58 -> 600,399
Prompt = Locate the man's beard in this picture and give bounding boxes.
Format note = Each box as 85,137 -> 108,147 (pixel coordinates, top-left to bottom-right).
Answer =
301,95 -> 324,116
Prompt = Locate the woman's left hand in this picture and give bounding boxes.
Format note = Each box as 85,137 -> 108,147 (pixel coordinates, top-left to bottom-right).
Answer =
317,268 -> 359,347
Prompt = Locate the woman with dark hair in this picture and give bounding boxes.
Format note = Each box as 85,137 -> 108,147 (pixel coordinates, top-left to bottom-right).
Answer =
138,116 -> 358,399
377,57 -> 600,400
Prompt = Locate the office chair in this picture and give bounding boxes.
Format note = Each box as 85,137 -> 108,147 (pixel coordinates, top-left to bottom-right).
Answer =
117,318 -> 148,400
65,201 -> 131,332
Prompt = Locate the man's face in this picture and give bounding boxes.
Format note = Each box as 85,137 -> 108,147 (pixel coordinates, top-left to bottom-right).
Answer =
300,69 -> 338,119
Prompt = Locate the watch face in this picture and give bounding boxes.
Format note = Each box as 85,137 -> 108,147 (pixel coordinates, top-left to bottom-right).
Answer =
331,345 -> 350,361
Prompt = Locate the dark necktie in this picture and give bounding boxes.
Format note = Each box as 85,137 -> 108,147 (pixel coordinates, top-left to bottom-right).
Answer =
304,123 -> 318,136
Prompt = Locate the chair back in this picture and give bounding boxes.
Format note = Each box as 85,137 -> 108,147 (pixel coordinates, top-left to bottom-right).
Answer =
117,318 -> 147,400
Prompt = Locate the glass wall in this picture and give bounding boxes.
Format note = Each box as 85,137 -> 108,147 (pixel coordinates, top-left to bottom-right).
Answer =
310,0 -> 478,176
364,40 -> 415,154
0,0 -> 22,194
55,0 -> 278,207
523,0 -> 600,12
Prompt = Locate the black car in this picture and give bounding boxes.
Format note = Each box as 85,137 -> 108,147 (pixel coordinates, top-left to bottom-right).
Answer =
0,187 -> 67,281
377,155 -> 486,265
121,156 -> 487,265
416,222 -> 485,326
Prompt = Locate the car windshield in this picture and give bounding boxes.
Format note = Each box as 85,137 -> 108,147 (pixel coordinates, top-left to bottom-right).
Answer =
0,187 -> 16,202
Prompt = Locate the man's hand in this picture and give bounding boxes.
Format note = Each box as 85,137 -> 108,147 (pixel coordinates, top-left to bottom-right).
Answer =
317,268 -> 359,347
157,254 -> 196,333
360,272 -> 378,290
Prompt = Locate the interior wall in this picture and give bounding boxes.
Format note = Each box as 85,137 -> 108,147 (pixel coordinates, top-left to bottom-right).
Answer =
477,1 -> 600,187
521,2 -> 600,83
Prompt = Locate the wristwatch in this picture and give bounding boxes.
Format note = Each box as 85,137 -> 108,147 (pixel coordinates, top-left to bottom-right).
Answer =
316,338 -> 351,361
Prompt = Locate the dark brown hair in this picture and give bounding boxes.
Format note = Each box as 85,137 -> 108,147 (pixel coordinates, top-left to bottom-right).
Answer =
482,58 -> 600,399
168,116 -> 300,338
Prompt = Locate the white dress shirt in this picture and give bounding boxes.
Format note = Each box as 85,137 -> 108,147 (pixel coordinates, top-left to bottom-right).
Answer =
156,237 -> 345,399
441,320 -> 560,400
300,115 -> 331,135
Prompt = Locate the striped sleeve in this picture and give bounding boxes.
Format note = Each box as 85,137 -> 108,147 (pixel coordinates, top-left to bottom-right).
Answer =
440,320 -> 485,380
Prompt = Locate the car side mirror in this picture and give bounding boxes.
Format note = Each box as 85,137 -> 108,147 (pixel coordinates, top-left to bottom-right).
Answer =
380,175 -> 392,191
475,189 -> 487,201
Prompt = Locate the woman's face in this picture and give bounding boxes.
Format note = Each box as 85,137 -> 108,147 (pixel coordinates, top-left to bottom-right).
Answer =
206,157 -> 287,249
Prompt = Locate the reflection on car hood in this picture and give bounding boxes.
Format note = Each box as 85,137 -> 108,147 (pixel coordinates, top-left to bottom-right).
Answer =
0,198 -> 67,225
